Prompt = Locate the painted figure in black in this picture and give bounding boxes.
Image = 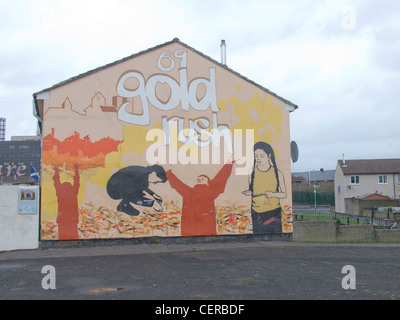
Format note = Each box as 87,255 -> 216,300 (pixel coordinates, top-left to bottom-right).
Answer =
106,165 -> 167,216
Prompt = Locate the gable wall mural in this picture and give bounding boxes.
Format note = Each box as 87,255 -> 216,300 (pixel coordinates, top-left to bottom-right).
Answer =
39,41 -> 294,240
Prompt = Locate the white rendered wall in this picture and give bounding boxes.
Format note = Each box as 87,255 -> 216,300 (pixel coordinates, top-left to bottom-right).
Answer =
0,185 -> 39,251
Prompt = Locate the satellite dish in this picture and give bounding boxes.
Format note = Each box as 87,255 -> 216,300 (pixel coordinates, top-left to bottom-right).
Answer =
291,141 -> 299,163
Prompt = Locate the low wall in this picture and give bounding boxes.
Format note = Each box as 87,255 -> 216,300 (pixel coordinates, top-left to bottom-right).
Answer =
291,220 -> 336,242
336,224 -> 375,242
374,229 -> 400,243
0,185 -> 40,251
293,220 -> 400,243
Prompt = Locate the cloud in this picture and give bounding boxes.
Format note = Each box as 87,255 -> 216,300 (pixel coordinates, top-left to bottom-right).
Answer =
1,0 -> 399,172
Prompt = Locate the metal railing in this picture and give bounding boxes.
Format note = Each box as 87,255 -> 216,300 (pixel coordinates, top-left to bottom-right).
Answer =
292,211 -> 397,228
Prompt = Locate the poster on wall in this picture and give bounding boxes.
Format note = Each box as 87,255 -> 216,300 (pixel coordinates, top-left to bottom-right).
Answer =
36,39 -> 295,241
18,188 -> 37,214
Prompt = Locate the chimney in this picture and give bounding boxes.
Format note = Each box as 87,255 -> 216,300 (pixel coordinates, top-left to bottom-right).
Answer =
220,40 -> 227,66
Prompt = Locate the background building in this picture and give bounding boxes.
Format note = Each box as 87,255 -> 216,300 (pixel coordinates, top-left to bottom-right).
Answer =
0,118 -> 5,141
292,169 -> 335,191
0,136 -> 41,185
335,159 -> 400,213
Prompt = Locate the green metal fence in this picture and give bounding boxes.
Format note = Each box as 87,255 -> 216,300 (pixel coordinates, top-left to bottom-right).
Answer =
293,211 -> 396,228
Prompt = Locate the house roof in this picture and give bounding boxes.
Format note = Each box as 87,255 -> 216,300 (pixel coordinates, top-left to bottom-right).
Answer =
33,38 -> 298,114
291,174 -> 306,182
293,170 -> 335,182
355,193 -> 391,200
338,159 -> 400,175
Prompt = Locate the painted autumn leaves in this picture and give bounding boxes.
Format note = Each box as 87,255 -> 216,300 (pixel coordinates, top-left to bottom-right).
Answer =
41,200 -> 252,239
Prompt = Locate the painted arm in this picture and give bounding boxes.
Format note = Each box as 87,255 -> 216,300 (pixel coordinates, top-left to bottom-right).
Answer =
209,162 -> 234,195
265,170 -> 287,199
73,163 -> 80,192
144,186 -> 155,196
53,165 -> 61,189
143,186 -> 162,203
166,170 -> 191,196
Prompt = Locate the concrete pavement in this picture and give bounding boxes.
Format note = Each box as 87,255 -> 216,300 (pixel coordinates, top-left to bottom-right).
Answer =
1,239 -> 399,260
1,240 -> 399,302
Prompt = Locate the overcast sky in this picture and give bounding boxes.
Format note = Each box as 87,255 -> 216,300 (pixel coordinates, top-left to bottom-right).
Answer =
1,0 -> 399,172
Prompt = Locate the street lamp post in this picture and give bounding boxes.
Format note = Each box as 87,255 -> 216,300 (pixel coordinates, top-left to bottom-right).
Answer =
313,170 -> 316,211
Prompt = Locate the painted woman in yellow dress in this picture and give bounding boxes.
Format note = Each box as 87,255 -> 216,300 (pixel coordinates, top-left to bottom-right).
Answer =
242,142 -> 287,233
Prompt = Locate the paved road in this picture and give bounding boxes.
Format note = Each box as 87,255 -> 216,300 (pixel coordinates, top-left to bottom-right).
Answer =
0,241 -> 399,303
